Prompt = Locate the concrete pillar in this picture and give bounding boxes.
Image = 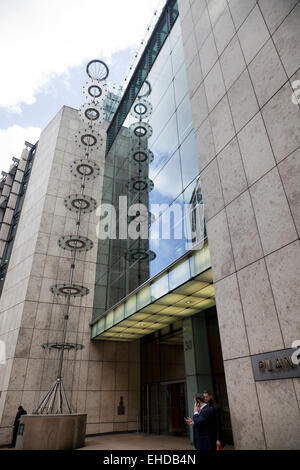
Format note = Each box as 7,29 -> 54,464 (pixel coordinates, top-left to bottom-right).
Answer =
183,313 -> 213,441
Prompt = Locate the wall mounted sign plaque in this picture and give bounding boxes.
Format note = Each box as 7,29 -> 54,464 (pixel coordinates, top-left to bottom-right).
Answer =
251,348 -> 300,381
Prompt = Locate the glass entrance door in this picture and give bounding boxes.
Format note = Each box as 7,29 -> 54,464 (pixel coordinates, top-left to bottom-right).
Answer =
164,382 -> 187,435
141,381 -> 187,436
140,323 -> 187,436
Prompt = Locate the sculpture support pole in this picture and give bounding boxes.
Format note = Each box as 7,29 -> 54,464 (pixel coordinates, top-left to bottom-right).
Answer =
57,295 -> 70,380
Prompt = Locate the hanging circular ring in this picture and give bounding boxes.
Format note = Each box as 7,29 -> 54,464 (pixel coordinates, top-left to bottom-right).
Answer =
83,79 -> 108,103
70,158 -> 101,181
125,249 -> 156,262
128,177 -> 154,192
129,121 -> 153,140
50,283 -> 90,297
128,211 -> 155,226
138,80 -> 152,98
81,133 -> 97,146
75,129 -> 103,150
131,98 -> 153,119
64,194 -> 98,213
58,235 -> 94,253
79,102 -> 106,125
86,59 -> 109,81
128,146 -> 154,164
42,342 -> 84,351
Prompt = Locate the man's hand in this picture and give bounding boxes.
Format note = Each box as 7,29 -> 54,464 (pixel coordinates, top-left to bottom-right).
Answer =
193,403 -> 200,414
185,417 -> 193,426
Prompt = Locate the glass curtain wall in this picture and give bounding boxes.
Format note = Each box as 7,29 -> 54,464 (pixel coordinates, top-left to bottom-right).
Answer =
93,18 -> 203,319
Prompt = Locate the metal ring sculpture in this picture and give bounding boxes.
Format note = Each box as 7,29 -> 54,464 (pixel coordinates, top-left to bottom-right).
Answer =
70,158 -> 101,181
131,98 -> 153,120
83,79 -> 108,103
129,121 -> 153,140
58,235 -> 94,252
126,77 -> 156,267
125,249 -> 156,262
79,102 -> 106,126
86,59 -> 109,81
36,59 -> 109,416
41,343 -> 84,351
128,211 -> 155,225
50,283 -> 90,297
128,146 -> 154,165
64,194 -> 98,213
74,129 -> 103,150
128,177 -> 154,192
138,80 -> 152,99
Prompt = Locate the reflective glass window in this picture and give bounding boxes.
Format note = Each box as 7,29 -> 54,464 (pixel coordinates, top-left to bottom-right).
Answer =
149,114 -> 179,179
93,16 -> 205,316
179,131 -> 199,188
171,36 -> 185,76
149,84 -> 176,140
174,63 -> 188,107
150,151 -> 182,207
147,40 -> 172,110
176,92 -> 193,142
169,16 -> 181,48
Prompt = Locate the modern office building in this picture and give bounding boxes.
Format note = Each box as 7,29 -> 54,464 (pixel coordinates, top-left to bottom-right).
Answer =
0,0 -> 300,450
0,147 -> 36,298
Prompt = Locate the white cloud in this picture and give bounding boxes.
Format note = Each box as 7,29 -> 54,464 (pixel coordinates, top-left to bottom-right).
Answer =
0,125 -> 41,173
0,0 -> 162,111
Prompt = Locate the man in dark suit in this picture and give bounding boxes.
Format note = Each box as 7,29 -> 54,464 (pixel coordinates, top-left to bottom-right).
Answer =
185,394 -> 215,450
203,390 -> 222,449
11,405 -> 27,448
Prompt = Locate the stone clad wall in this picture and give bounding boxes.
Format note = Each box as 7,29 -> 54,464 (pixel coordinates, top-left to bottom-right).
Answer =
178,0 -> 300,449
0,106 -> 140,446
16,414 -> 87,450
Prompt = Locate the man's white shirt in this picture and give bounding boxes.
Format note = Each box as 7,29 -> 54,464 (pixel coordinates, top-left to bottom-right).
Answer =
194,403 -> 207,416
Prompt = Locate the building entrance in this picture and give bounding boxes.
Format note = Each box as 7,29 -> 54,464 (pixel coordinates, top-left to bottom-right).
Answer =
141,381 -> 187,436
140,310 -> 233,444
140,322 -> 188,436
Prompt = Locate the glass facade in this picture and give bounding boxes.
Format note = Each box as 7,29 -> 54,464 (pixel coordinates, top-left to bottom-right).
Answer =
103,88 -> 122,122
106,0 -> 179,152
93,15 -> 205,320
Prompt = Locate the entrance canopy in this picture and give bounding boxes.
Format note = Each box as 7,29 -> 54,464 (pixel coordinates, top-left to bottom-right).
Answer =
90,243 -> 215,342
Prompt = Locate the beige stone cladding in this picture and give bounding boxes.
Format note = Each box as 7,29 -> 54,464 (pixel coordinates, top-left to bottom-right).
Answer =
179,0 -> 300,449
0,106 -> 140,445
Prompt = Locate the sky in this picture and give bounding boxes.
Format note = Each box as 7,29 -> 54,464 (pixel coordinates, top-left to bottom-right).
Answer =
0,0 -> 164,174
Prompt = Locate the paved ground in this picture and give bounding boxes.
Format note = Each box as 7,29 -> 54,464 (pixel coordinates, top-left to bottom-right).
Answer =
77,433 -> 195,450
1,433 -> 234,450
78,433 -> 234,450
